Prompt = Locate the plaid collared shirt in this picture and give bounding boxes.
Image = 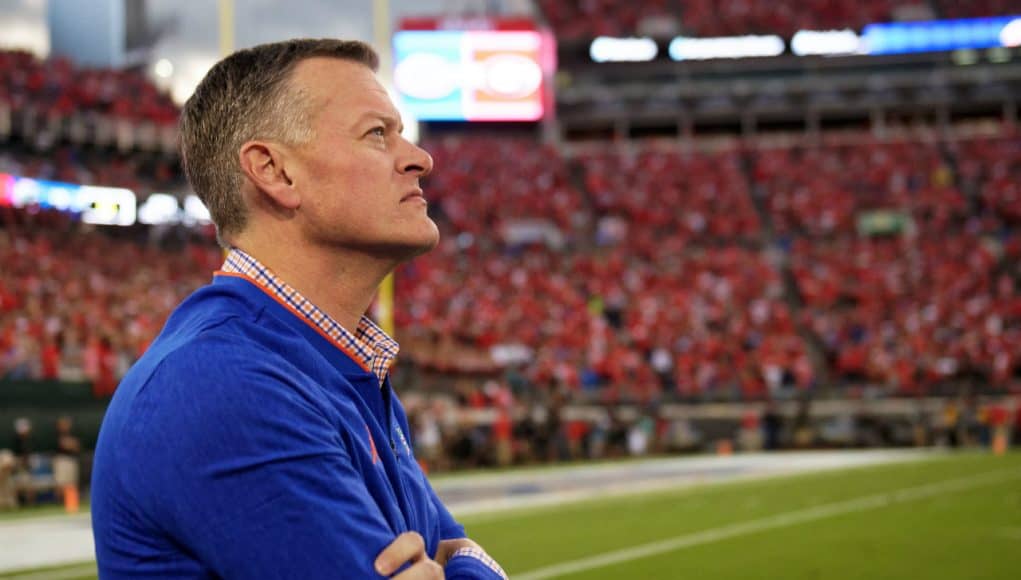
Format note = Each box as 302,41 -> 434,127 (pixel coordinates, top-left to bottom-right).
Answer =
220,248 -> 399,386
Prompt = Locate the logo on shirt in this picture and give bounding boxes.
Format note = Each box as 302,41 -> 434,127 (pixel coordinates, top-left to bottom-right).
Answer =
393,421 -> 412,456
365,424 -> 380,465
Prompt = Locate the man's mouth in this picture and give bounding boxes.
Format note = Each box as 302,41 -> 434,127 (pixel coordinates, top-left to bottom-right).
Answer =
401,189 -> 426,203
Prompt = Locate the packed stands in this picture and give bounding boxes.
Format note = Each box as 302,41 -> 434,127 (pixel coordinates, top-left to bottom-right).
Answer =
539,0 -> 912,41
676,0 -> 900,38
951,135 -> 1021,230
422,136 -> 586,236
3,129 -> 1020,399
0,207 -> 221,396
0,144 -> 182,193
537,0 -> 673,41
792,234 -> 1019,392
933,0 -> 1021,20
0,50 -> 177,125
1,36 -> 1019,406
0,50 -> 179,155
580,145 -> 760,242
751,140 -> 964,239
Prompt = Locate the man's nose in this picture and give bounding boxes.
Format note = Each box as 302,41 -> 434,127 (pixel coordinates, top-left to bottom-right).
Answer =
399,140 -> 433,177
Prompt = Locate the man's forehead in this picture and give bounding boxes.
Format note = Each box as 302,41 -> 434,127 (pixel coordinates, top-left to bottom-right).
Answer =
292,57 -> 397,118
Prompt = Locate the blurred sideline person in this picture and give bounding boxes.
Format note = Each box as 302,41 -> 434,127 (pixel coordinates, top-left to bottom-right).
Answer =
91,39 -> 506,579
52,416 -> 81,511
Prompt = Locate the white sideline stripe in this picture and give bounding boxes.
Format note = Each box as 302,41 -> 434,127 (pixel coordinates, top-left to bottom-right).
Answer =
0,514 -> 91,531
453,451 -> 931,520
516,468 -> 1021,580
3,563 -> 97,580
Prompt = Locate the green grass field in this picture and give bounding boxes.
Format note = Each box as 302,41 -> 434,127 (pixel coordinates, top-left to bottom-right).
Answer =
466,452 -> 1021,579
3,451 -> 1019,579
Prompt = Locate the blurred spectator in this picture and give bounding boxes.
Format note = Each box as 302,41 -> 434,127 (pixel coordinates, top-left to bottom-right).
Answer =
12,417 -> 33,505
0,449 -> 16,509
52,416 -> 80,506
762,401 -> 783,450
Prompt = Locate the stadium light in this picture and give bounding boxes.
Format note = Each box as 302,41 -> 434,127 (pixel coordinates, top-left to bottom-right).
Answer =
668,35 -> 785,61
862,16 -> 1021,55
80,186 -> 137,227
1001,18 -> 1021,47
154,58 -> 174,79
183,194 -> 212,225
589,36 -> 658,63
138,193 -> 182,225
791,30 -> 862,56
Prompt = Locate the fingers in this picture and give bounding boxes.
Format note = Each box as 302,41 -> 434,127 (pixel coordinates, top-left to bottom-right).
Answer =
375,532 -> 435,577
390,558 -> 444,579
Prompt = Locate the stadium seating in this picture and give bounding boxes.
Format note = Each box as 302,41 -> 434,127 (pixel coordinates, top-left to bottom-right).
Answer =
791,233 -> 1018,392
0,50 -> 177,125
3,128 -> 1020,399
0,50 -> 179,155
933,0 -> 1021,20
539,0 -> 906,41
2,37 -> 1019,403
751,139 -> 964,238
0,206 -> 221,395
579,145 -> 761,241
951,135 -> 1021,230
0,143 -> 182,193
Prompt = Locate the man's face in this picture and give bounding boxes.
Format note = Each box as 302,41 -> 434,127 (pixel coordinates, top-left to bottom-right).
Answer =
286,57 -> 438,260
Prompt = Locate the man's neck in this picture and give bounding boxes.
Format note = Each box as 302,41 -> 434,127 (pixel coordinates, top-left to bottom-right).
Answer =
231,236 -> 395,333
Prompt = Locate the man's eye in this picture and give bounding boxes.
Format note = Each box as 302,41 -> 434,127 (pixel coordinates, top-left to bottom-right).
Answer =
369,127 -> 386,138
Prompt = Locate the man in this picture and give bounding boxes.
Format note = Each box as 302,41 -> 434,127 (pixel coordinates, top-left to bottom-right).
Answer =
91,39 -> 507,579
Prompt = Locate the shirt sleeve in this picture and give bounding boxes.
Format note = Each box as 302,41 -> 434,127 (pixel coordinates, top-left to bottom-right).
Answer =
445,547 -> 510,580
419,447 -> 507,579
424,475 -> 466,540
118,338 -> 397,579
391,391 -> 507,579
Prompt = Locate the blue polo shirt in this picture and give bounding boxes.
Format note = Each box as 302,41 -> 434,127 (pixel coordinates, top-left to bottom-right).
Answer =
91,270 -> 505,579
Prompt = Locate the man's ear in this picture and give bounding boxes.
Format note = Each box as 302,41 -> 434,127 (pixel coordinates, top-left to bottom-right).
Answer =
238,140 -> 300,210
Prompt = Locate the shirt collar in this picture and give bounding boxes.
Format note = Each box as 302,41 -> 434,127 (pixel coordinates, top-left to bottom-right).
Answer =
220,248 -> 399,386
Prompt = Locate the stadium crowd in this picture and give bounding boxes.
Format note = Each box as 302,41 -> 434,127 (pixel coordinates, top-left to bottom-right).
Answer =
3,131 -> 1020,399
751,140 -> 963,238
0,207 -> 221,396
539,0 -> 925,41
0,49 -> 177,125
0,49 -> 179,157
1,144 -> 181,194
0,43 -> 1020,484
537,0 -> 1021,42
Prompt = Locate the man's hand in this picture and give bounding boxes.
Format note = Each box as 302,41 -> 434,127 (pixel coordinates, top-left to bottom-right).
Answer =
375,532 -> 444,579
434,538 -> 483,566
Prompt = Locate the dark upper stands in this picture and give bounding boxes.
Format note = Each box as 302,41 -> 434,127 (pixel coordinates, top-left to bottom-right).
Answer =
540,0 -> 918,42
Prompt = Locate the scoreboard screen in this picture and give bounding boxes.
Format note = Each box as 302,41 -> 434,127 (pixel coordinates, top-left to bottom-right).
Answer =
392,29 -> 554,122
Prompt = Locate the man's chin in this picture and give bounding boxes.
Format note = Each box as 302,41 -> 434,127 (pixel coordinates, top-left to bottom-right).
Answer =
403,233 -> 440,260
369,232 -> 440,263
